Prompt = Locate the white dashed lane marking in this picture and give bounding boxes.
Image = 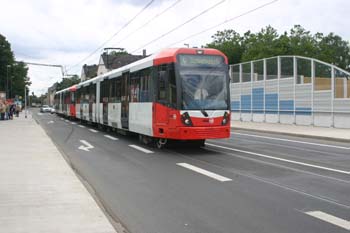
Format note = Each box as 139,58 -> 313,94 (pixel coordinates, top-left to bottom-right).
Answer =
177,163 -> 232,182
129,145 -> 154,154
305,211 -> 350,230
104,135 -> 118,141
78,125 -> 85,128
89,129 -> 98,133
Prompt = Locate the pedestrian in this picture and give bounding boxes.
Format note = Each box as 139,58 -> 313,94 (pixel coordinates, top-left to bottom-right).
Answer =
9,104 -> 15,120
0,100 -> 4,120
15,104 -> 20,117
5,101 -> 10,120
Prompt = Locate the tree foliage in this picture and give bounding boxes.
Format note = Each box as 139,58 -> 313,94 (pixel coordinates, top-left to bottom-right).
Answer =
0,34 -> 29,99
55,75 -> 80,91
206,25 -> 350,71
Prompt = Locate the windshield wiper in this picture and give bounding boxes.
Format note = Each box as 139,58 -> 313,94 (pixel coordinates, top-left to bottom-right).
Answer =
200,109 -> 209,117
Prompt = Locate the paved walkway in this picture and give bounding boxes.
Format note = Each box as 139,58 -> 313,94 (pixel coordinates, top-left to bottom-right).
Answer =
232,120 -> 350,141
0,112 -> 117,233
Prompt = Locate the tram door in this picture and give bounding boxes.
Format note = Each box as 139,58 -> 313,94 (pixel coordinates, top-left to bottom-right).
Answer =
121,72 -> 129,129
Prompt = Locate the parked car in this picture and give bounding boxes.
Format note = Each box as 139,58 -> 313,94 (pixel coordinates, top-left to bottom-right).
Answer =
50,107 -> 56,114
40,105 -> 52,113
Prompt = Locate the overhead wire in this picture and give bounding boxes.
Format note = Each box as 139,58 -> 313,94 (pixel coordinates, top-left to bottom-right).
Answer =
130,0 -> 226,54
166,0 -> 279,48
115,0 -> 183,48
66,0 -> 155,72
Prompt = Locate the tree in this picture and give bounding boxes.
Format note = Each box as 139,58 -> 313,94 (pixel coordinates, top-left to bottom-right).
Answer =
205,25 -> 350,71
0,34 -> 29,99
206,29 -> 245,64
55,75 -> 80,91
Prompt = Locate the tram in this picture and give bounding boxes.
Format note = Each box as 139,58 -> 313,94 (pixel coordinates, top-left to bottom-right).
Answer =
55,48 -> 231,148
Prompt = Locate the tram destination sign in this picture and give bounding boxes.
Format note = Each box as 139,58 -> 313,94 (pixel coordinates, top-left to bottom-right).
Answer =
178,54 -> 224,67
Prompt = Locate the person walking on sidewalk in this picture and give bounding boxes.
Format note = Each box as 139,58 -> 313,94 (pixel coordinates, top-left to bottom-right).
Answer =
0,100 -> 5,120
15,104 -> 20,117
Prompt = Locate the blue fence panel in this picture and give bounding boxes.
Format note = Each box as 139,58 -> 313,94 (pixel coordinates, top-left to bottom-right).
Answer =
280,100 -> 294,115
295,107 -> 312,115
241,95 -> 251,113
252,88 -> 264,113
231,101 -> 240,111
265,93 -> 278,114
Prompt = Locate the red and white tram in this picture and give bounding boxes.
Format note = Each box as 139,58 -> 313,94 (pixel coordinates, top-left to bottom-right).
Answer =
55,48 -> 231,147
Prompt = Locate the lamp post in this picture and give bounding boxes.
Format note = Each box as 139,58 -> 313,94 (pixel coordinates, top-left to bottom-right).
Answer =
24,77 -> 30,118
6,65 -> 10,99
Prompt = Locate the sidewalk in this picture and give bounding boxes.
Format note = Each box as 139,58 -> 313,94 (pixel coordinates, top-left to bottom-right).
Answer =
0,112 -> 117,233
232,120 -> 350,141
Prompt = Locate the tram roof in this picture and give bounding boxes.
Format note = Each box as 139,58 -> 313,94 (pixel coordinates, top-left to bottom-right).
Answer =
56,47 -> 226,92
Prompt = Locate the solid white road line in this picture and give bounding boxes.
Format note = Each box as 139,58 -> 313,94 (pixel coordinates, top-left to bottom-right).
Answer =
89,129 -> 98,133
104,135 -> 118,141
206,143 -> 350,175
129,145 -> 154,154
233,132 -> 350,150
177,163 -> 232,182
305,211 -> 350,230
78,125 -> 85,128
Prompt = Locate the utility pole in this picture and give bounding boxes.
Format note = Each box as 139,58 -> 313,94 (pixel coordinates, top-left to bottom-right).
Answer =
6,65 -> 10,99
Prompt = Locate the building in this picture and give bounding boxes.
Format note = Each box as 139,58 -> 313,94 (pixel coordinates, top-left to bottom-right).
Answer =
47,83 -> 57,106
80,64 -> 98,82
96,51 -> 146,76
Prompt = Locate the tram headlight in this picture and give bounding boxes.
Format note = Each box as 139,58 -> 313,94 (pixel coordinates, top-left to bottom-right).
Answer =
221,112 -> 230,125
181,112 -> 193,126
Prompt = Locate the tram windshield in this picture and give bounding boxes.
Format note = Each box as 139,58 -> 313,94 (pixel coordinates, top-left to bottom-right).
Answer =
180,68 -> 229,110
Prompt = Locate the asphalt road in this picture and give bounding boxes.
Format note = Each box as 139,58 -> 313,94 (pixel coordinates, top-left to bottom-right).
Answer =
33,109 -> 350,233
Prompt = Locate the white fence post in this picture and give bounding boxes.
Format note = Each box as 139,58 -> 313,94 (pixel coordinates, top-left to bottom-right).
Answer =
311,59 -> 315,126
277,56 -> 281,123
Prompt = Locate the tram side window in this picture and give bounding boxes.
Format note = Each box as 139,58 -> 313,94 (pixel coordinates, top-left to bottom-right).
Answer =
100,80 -> 109,103
116,78 -> 121,102
84,86 -> 89,103
140,68 -> 151,102
71,92 -> 75,104
168,64 -> 177,107
130,73 -> 140,103
109,79 -> 117,103
89,84 -> 96,103
76,89 -> 81,104
157,65 -> 167,103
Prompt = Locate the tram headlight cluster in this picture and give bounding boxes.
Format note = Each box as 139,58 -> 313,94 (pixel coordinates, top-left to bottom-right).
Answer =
221,112 -> 230,125
181,112 -> 193,126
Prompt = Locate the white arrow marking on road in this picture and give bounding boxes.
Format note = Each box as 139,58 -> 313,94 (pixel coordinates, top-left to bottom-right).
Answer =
47,120 -> 54,124
305,211 -> 350,230
78,140 -> 94,152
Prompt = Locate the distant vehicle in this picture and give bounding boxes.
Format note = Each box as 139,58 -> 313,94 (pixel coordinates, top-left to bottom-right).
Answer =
40,105 -> 53,113
54,48 -> 231,148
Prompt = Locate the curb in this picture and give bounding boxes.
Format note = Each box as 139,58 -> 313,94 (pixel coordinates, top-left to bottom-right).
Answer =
231,127 -> 350,143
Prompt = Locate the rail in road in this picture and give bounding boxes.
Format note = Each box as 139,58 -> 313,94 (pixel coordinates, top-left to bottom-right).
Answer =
34,110 -> 350,233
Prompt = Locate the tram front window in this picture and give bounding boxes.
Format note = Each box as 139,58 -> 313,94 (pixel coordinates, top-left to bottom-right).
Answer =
180,69 -> 228,110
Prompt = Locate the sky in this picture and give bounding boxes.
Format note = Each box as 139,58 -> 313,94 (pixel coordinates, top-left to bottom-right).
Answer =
0,0 -> 349,95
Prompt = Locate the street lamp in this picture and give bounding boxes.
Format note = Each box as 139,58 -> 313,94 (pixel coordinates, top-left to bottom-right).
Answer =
6,65 -> 10,99
24,77 -> 30,118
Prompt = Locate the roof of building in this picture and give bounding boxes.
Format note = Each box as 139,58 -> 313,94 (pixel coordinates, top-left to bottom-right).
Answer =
101,52 -> 146,70
82,64 -> 98,78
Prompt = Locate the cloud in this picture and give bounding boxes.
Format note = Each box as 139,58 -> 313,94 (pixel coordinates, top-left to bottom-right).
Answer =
0,0 -> 349,95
